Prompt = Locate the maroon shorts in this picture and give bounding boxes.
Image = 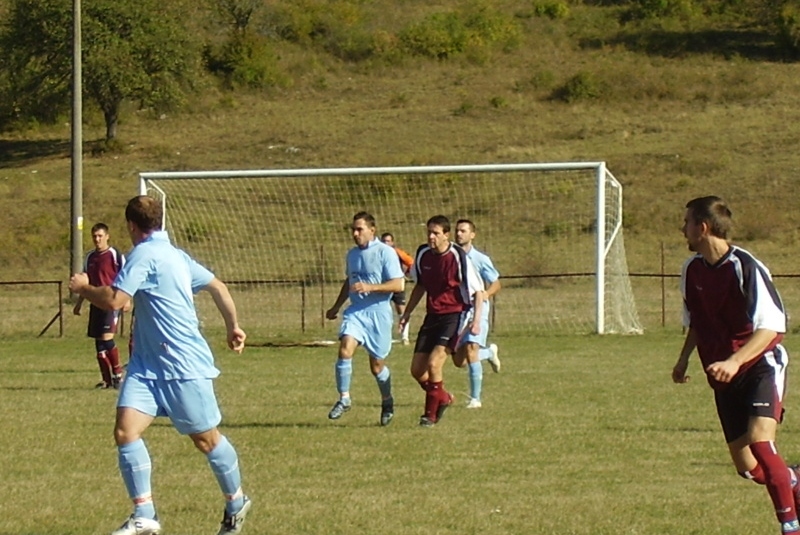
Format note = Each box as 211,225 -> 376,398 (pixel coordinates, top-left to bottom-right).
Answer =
714,347 -> 787,443
87,304 -> 120,338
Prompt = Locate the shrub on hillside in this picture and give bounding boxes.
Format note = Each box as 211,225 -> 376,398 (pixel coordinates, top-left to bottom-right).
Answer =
398,2 -> 521,59
551,72 -> 607,102
532,0 -> 570,20
204,33 -> 291,90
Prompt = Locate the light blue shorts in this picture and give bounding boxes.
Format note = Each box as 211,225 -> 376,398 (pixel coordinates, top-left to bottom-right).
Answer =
458,305 -> 490,349
339,305 -> 393,359
118,374 -> 222,435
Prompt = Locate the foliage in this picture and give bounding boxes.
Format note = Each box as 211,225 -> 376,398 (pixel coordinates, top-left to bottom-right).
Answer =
551,71 -> 607,102
0,0 -> 201,139
204,33 -> 291,90
532,0 -> 571,19
398,2 -> 521,59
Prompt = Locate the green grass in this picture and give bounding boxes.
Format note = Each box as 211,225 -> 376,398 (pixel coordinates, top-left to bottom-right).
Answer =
3,331 -> 800,534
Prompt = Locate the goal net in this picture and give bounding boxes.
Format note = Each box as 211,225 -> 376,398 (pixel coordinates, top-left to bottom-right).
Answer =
139,163 -> 643,342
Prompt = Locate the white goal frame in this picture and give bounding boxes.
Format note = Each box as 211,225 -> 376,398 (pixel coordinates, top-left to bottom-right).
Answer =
139,162 -> 642,336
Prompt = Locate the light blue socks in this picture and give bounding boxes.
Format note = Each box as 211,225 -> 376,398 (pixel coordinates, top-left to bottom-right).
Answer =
468,361 -> 483,400
118,439 -> 156,519
206,435 -> 244,515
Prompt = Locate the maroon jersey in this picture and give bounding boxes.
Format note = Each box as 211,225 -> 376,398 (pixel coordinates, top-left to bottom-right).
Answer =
681,245 -> 786,389
84,247 -> 125,286
413,243 -> 478,315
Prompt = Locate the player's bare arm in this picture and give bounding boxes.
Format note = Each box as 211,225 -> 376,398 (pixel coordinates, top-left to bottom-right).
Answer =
203,277 -> 246,353
705,328 -> 779,384
485,279 -> 501,300
672,327 -> 697,384
469,290 -> 486,335
326,279 -> 350,320
69,272 -> 131,311
351,277 -> 404,295
399,283 -> 426,332
72,295 -> 85,315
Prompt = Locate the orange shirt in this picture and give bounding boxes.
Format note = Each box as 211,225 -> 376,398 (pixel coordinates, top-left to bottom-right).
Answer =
395,247 -> 414,273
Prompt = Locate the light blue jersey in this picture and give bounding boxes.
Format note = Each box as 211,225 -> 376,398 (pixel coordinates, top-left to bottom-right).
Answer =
460,246 -> 500,348
340,238 -> 404,358
113,231 -> 218,380
345,239 -> 404,311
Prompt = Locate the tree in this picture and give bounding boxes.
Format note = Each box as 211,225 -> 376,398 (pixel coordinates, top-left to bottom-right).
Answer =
0,0 -> 201,140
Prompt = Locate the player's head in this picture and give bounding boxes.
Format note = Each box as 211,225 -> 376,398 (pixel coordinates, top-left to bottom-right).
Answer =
125,196 -> 163,243
426,215 -> 451,252
380,232 -> 395,247
352,211 -> 376,248
90,222 -> 110,251
683,196 -> 732,251
455,219 -> 476,248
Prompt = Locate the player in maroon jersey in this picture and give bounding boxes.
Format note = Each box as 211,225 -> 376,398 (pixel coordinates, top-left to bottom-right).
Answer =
73,223 -> 127,389
399,215 -> 484,427
672,196 -> 800,535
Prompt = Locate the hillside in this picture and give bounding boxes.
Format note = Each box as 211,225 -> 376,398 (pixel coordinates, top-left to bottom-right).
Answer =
2,1 -> 800,282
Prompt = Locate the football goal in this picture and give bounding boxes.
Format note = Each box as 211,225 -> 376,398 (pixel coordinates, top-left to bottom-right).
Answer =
139,162 -> 643,342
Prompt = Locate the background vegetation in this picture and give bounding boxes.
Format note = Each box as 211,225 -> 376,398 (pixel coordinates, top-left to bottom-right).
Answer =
2,0 -> 800,289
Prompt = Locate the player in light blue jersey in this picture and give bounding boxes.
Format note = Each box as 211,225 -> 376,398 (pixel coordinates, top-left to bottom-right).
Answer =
69,196 -> 251,535
325,212 -> 405,426
453,219 -> 502,409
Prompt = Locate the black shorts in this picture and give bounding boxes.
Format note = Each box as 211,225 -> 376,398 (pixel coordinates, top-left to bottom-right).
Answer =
87,304 -> 119,338
714,348 -> 787,443
391,291 -> 406,306
414,312 -> 464,354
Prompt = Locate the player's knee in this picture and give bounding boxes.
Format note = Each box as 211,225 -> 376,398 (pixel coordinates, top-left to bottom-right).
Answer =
190,429 -> 221,454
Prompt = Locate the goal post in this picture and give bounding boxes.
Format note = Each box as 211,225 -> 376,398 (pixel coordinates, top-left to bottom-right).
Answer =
138,162 -> 643,341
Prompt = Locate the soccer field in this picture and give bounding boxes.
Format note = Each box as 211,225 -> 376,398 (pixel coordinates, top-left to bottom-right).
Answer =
2,332 -> 799,534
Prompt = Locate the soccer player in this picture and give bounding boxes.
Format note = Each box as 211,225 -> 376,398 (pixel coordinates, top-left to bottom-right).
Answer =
326,213 -> 405,426
453,219 -> 502,409
399,215 -> 485,427
672,195 -> 800,535
69,196 -> 251,535
73,222 -> 127,389
380,231 -> 415,345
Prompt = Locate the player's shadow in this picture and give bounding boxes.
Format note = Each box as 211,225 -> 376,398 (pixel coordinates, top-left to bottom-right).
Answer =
222,421 -> 324,429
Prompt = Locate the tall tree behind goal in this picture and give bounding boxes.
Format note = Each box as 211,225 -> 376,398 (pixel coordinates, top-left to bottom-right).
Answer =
139,163 -> 643,343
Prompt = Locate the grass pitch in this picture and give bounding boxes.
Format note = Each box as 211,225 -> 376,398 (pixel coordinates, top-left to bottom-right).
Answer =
3,331 -> 800,534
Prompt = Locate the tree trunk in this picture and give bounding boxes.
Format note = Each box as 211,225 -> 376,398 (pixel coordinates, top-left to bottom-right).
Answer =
104,105 -> 119,141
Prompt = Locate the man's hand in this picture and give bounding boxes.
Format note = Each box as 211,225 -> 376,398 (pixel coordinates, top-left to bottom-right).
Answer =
325,307 -> 339,320
69,273 -> 89,294
705,359 -> 740,384
350,281 -> 371,294
672,361 -> 690,384
228,327 -> 246,354
469,321 -> 480,336
398,315 -> 410,334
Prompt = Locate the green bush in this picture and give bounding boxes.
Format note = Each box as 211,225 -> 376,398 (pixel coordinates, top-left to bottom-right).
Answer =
532,0 -> 570,19
204,33 -> 290,90
399,2 -> 521,59
552,72 -> 606,102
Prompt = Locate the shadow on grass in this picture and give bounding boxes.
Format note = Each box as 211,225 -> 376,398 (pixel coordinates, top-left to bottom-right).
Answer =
582,28 -> 793,62
0,138 -> 70,169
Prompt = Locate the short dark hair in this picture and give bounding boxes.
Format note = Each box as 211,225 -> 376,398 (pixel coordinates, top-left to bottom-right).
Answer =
353,211 -> 376,228
91,222 -> 109,234
380,232 -> 394,241
126,196 -> 163,233
456,219 -> 475,232
427,215 -> 450,234
685,196 -> 732,239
